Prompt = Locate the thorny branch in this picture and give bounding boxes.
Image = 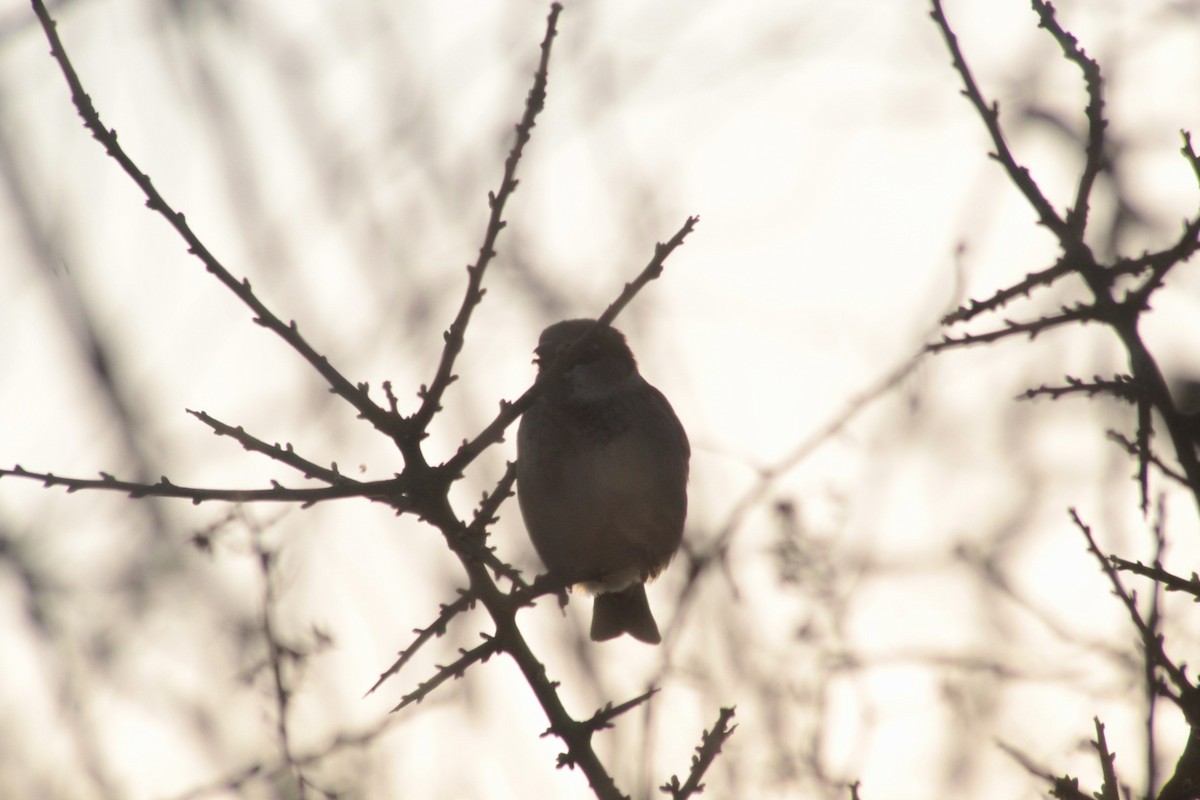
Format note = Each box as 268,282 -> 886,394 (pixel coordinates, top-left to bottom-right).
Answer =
929,3 -> 1200,799
659,707 -> 738,800
929,0 -> 1200,514
21,2 -> 720,798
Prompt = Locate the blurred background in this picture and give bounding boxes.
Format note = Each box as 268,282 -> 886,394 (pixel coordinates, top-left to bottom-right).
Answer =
3,0 -> 1200,797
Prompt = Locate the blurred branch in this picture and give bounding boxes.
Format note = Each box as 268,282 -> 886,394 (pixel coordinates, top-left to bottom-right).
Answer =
1105,430 -> 1189,487
672,348 -> 925,641
29,0 -> 408,448
1070,509 -> 1194,704
1091,718 -> 1121,800
253,540 -> 306,799
170,715 -> 404,800
997,740 -> 1091,800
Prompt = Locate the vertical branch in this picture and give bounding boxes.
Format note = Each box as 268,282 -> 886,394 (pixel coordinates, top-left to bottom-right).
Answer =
1029,0 -> 1106,237
254,539 -> 305,800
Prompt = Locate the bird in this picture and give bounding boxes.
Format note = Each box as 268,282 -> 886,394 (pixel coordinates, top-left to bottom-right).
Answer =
516,319 -> 690,644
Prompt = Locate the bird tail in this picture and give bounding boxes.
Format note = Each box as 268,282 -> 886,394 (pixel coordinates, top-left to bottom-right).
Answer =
590,584 -> 661,644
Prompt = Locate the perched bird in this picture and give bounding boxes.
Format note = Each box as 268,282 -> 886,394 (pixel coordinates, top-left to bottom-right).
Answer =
516,319 -> 690,644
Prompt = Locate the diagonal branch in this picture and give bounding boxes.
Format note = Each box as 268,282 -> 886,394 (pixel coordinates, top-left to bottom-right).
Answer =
659,707 -> 737,800
1069,509 -> 1193,700
367,590 -> 476,697
30,0 -> 404,448
187,409 -> 355,486
440,214 -> 699,478
391,635 -> 502,713
929,0 -> 1067,239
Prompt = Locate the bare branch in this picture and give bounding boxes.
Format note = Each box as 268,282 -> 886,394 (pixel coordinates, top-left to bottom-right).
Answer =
440,214 -> 700,478
367,590 -> 476,697
0,464 -> 404,508
187,409 -> 353,485
659,707 -> 737,800
391,635 -> 502,713
929,0 -> 1067,238
1069,509 -> 1193,698
29,0 -> 405,447
580,689 -> 660,735
409,2 -> 564,433
941,259 -> 1074,326
1018,374 -> 1137,403
1029,0 -> 1107,237
926,303 -> 1096,353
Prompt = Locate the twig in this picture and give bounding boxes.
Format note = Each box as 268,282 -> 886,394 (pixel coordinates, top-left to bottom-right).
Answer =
366,590 -> 476,697
1029,0 -> 1106,237
0,464 -> 404,507
1018,374 -> 1137,403
409,2 -> 563,434
941,259 -> 1074,326
579,689 -> 661,735
1091,717 -> 1120,800
254,540 -> 306,799
391,635 -> 501,713
29,0 -> 405,447
1069,509 -> 1193,698
929,0 -> 1067,239
926,303 -> 1096,353
440,214 -> 699,478
658,707 -> 737,799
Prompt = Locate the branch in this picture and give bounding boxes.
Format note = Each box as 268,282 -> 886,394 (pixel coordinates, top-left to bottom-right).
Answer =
187,409 -> 354,485
409,1 -> 563,433
1105,430 -> 1189,488
390,635 -> 501,713
367,590 -> 476,697
941,259 -> 1074,325
439,214 -> 699,478
579,689 -> 660,735
1069,509 -> 1193,698
658,707 -> 737,799
929,0 -> 1067,239
1019,374 -> 1137,403
1029,0 -> 1106,237
30,0 -> 405,447
1110,557 -> 1200,602
1091,718 -> 1120,800
926,303 -> 1095,353
0,464 -> 404,508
